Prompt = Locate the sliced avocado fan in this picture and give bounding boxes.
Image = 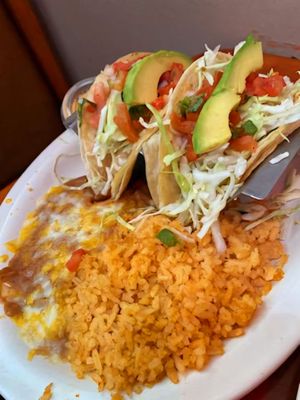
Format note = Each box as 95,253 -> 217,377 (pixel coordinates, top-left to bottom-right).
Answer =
123,50 -> 192,105
192,34 -> 263,155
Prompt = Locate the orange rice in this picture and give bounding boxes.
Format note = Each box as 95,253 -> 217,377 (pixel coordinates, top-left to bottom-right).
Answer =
57,210 -> 286,397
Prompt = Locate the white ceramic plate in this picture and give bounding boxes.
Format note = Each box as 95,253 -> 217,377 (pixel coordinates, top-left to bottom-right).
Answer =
0,130 -> 299,400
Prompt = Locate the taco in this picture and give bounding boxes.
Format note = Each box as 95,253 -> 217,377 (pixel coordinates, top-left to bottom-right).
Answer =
78,51 -> 192,199
143,34 -> 300,239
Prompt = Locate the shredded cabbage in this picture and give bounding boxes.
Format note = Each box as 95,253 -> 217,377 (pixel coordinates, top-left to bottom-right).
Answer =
139,117 -> 170,129
94,91 -> 128,161
163,150 -> 185,166
142,48 -> 300,245
211,220 -> 227,253
194,45 -> 231,92
232,172 -> 300,232
238,203 -> 267,221
162,225 -> 195,244
146,61 -> 250,240
203,70 -> 214,86
96,104 -> 108,135
115,215 -> 135,231
158,144 -> 247,238
89,90 -> 134,195
245,204 -> 300,231
233,40 -> 246,55
278,171 -> 300,202
238,78 -> 300,140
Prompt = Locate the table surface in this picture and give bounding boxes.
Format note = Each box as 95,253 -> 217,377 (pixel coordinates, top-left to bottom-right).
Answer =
0,182 -> 299,400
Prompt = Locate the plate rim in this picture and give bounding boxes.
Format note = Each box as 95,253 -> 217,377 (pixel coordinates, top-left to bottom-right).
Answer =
0,129 -> 299,400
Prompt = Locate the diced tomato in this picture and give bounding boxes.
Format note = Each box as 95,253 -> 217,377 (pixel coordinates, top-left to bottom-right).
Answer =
180,121 -> 196,136
112,61 -> 132,72
197,78 -> 211,100
246,72 -> 258,84
263,74 -> 286,96
212,70 -> 223,86
171,112 -> 195,135
229,110 -> 241,127
159,70 -> 171,83
66,249 -> 86,273
186,145 -> 198,162
151,96 -> 166,110
158,82 -> 175,96
158,63 -> 184,96
229,135 -> 258,152
85,103 -> 96,113
83,102 -> 99,129
197,71 -> 223,100
132,119 -> 144,132
93,81 -> 110,109
246,73 -> 286,97
186,137 -> 198,162
114,103 -> 139,142
170,113 -> 198,161
186,112 -> 199,122
112,55 -> 150,90
170,112 -> 182,131
170,63 -> 184,85
112,54 -> 148,73
89,110 -> 100,129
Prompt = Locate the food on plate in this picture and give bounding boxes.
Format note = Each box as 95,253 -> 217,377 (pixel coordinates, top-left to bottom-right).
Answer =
0,184 -> 287,397
1,35 -> 300,399
78,50 -> 191,199
142,34 -> 300,245
39,383 -> 53,400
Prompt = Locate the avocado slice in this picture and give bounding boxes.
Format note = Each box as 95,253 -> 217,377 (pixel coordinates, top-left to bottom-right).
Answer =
123,50 -> 192,105
215,34 -> 263,95
192,90 -> 240,154
193,35 -> 263,155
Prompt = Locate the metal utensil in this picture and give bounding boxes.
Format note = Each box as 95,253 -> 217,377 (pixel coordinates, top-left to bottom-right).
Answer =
238,129 -> 300,200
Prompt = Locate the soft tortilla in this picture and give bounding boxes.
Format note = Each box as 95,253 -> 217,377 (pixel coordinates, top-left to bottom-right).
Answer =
242,120 -> 300,182
111,128 -> 156,199
165,52 -> 300,198
78,52 -> 151,199
143,131 -> 181,208
144,52 -> 232,208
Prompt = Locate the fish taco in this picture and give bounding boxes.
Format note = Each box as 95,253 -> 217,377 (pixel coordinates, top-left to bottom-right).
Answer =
78,50 -> 192,199
142,34 -> 300,242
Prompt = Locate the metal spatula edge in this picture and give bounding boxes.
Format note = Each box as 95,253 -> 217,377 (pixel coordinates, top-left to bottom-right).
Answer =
237,128 -> 300,200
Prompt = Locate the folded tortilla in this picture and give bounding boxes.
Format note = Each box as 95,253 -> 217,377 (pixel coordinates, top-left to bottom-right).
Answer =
142,53 -> 231,208
143,132 -> 181,208
144,51 -> 300,208
78,52 -> 153,200
242,120 -> 300,181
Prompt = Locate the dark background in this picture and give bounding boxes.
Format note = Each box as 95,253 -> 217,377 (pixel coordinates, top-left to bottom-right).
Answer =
2,0 -> 300,187
32,0 -> 300,84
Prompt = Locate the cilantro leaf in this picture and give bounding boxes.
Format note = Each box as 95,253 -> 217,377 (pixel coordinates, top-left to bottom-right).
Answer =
129,104 -> 152,121
179,95 -> 204,117
156,229 -> 178,247
242,120 -> 258,135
